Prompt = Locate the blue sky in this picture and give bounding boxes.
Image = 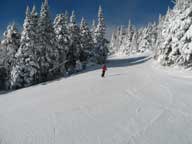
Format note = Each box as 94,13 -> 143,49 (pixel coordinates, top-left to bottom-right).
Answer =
0,0 -> 174,39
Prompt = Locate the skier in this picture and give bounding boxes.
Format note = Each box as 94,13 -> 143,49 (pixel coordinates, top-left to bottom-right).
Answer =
101,64 -> 107,78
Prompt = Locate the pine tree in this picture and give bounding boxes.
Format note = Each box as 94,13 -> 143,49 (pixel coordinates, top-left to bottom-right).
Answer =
10,6 -> 40,89
37,0 -> 59,81
125,20 -> 135,54
117,21 -> 136,55
117,26 -> 123,52
131,31 -> 139,53
109,32 -> 116,55
91,20 -> 96,32
67,11 -> 81,73
0,23 -> 21,89
118,25 -> 127,55
64,10 -> 69,25
91,19 -> 97,42
1,24 -> 21,72
80,17 -> 94,64
53,13 -> 69,74
94,6 -> 108,64
63,10 -> 70,55
138,25 -> 151,52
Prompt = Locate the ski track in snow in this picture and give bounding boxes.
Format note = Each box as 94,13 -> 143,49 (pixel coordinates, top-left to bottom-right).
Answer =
0,53 -> 192,144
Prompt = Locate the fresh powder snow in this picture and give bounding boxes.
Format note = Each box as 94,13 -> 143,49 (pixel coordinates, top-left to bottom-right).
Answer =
0,53 -> 192,144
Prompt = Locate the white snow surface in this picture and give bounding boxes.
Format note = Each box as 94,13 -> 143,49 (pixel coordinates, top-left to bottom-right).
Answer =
0,53 -> 192,144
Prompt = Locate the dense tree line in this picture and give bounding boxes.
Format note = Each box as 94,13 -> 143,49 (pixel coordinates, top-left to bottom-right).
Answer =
110,0 -> 192,69
110,20 -> 157,56
155,0 -> 192,68
0,0 -> 108,90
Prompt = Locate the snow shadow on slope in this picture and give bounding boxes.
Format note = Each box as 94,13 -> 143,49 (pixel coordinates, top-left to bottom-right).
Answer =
73,55 -> 151,76
40,56 -> 151,85
107,56 -> 151,68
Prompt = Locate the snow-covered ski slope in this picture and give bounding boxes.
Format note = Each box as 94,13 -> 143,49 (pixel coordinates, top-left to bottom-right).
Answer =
0,53 -> 192,144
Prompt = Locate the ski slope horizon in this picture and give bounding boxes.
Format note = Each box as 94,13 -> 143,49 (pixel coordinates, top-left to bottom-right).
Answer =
0,53 -> 192,144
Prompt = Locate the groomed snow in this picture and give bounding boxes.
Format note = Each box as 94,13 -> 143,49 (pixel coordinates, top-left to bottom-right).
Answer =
0,53 -> 192,144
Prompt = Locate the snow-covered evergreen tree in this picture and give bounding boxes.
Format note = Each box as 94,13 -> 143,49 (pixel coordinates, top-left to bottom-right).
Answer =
109,26 -> 125,55
91,20 -> 96,32
109,32 -> 116,55
67,11 -> 82,72
1,23 -> 21,72
116,26 -> 124,53
0,23 -> 21,89
94,6 -> 108,64
138,24 -> 156,53
53,13 -> 69,74
80,17 -> 94,64
37,0 -> 59,81
10,6 -> 40,89
121,20 -> 135,55
138,27 -> 149,52
131,31 -> 139,53
64,10 -> 69,25
91,19 -> 97,42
